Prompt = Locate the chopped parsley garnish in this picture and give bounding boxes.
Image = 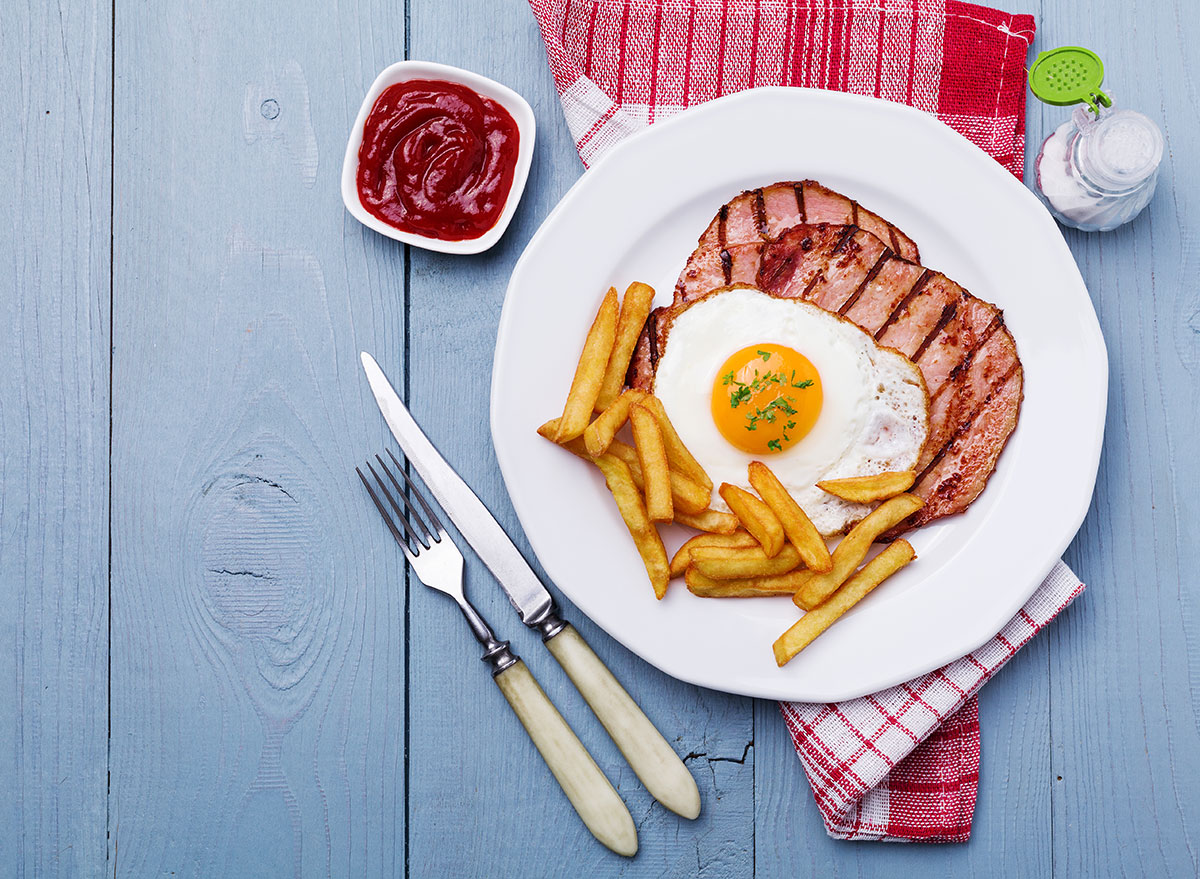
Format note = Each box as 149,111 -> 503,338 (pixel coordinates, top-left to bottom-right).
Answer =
721,363 -> 814,450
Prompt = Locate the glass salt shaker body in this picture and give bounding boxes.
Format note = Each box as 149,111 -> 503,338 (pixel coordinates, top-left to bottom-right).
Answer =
1035,105 -> 1164,232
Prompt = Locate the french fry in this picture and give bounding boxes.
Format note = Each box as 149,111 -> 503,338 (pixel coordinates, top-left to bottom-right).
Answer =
773,540 -> 916,666
549,287 -> 619,442
674,508 -> 741,534
552,435 -> 590,457
584,389 -> 646,456
816,471 -> 917,503
669,531 -> 758,578
690,543 -> 802,579
748,461 -> 833,573
550,434 -> 709,519
629,403 -> 672,522
608,440 -> 709,514
719,483 -> 786,557
537,418 -> 562,441
593,453 -> 670,599
793,493 -> 924,609
596,282 -> 656,411
686,567 -> 810,598
639,395 -> 713,492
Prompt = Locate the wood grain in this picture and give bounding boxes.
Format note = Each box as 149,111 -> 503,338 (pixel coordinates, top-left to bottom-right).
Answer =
109,1 -> 408,874
5,0 -> 1198,873
0,1 -> 111,875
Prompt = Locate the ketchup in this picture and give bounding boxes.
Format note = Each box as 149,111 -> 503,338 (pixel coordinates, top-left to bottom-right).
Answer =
356,79 -> 520,241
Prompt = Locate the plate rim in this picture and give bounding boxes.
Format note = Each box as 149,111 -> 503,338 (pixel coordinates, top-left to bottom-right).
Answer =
491,87 -> 1106,701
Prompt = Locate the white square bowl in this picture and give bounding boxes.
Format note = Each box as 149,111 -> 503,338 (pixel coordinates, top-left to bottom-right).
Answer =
341,60 -> 536,255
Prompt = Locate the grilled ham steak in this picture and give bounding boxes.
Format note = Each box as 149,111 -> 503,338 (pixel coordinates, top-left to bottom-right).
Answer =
629,195 -> 1022,533
674,181 -> 921,304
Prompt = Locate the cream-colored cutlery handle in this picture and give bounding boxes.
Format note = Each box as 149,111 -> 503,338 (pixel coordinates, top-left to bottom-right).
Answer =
545,626 -> 701,820
494,659 -> 638,856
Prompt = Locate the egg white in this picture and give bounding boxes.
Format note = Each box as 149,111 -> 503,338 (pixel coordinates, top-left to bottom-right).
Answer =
652,286 -> 929,535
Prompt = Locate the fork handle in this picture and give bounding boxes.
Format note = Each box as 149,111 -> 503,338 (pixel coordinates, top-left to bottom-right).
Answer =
544,625 -> 701,820
493,660 -> 638,856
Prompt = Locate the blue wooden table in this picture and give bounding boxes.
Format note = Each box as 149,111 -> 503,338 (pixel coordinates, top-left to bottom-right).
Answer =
3,0 -> 1197,875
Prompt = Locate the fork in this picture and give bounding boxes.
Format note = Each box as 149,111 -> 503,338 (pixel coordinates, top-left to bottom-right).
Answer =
357,453 -> 638,857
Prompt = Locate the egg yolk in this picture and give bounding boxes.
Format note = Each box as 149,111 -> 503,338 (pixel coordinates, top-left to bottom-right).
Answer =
711,343 -> 823,454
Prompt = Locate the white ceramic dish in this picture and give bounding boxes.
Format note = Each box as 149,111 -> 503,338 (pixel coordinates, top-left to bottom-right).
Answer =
341,60 -> 535,255
491,88 -> 1107,702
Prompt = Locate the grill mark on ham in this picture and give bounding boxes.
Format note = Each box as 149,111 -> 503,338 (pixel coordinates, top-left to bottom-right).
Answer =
838,250 -> 891,315
932,314 -> 1004,402
874,269 -> 931,340
831,225 -> 859,253
914,360 -> 1020,486
900,363 -> 1023,532
801,273 -> 822,299
795,183 -> 806,222
912,302 -> 958,363
717,204 -> 731,284
646,309 -> 659,368
756,224 -> 850,301
916,320 -> 1015,475
753,188 -> 768,236
851,200 -> 859,225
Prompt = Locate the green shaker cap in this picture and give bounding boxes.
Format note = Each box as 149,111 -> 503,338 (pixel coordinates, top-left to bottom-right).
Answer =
1029,46 -> 1113,115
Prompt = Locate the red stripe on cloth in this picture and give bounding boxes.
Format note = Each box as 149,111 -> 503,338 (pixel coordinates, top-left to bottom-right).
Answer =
905,0 -> 919,105
582,0 -> 598,77
827,3 -> 844,92
716,2 -> 728,95
648,2 -> 662,123
683,3 -> 695,104
750,0 -> 761,86
873,7 -> 885,97
615,1 -> 630,104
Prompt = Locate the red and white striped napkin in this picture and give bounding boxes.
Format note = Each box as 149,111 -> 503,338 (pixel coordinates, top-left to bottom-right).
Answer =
529,0 -> 1085,842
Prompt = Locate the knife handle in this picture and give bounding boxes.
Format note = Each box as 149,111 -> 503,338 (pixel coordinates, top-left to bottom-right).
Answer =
544,625 -> 701,820
493,659 -> 638,856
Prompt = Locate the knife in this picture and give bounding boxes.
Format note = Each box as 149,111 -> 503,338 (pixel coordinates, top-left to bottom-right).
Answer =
362,351 -> 701,820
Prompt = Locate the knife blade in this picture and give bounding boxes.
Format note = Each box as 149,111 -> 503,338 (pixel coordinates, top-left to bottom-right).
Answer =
360,351 -> 560,633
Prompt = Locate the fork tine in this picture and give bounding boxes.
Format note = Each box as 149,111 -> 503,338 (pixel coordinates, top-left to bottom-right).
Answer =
356,466 -> 415,555
386,449 -> 446,537
372,455 -> 435,548
364,460 -> 428,550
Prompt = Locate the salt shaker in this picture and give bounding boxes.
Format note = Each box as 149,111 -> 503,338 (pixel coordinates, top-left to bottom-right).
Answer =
1030,47 -> 1164,232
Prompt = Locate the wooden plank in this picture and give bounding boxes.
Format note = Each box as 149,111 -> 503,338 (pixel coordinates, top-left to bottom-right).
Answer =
402,4 -> 754,875
1041,2 -> 1200,875
0,1 -> 111,875
109,2 -> 408,874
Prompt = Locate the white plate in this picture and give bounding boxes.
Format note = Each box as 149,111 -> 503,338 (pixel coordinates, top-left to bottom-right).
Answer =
490,88 -> 1106,702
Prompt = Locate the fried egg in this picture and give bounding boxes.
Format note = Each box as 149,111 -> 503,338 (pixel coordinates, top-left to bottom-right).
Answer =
653,286 -> 929,535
